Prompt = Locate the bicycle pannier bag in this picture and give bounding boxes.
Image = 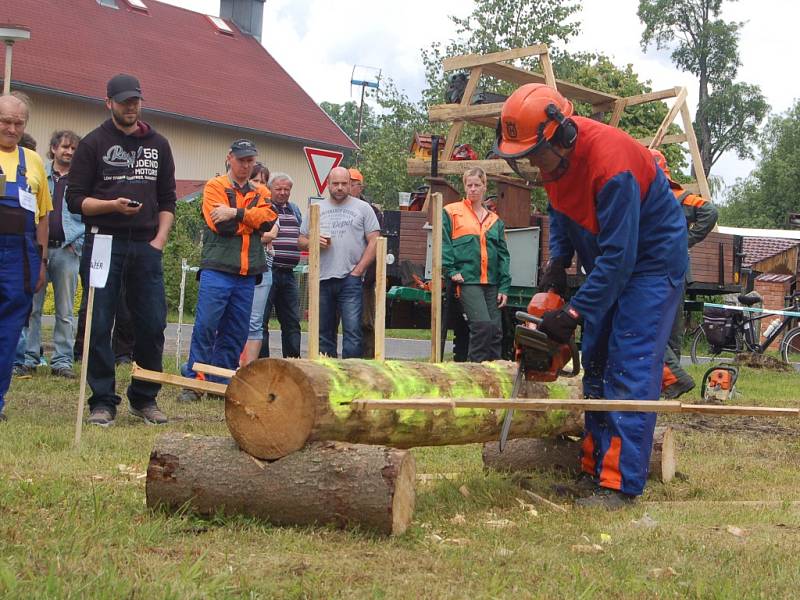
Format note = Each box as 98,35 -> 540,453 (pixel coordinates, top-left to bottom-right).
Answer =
703,307 -> 734,347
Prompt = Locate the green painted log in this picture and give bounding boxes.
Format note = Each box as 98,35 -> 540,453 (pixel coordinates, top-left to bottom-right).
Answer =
225,358 -> 583,459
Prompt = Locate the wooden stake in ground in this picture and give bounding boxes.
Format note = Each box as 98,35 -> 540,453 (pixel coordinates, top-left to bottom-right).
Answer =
146,434 -> 416,536
430,192 -> 443,363
307,203 -> 320,359
74,286 -> 95,447
374,236 -> 387,360
74,231 -> 113,448
224,358 -> 583,459
482,426 -> 677,484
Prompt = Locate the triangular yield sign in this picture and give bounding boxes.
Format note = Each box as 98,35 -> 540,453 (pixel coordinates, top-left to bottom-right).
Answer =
303,147 -> 344,195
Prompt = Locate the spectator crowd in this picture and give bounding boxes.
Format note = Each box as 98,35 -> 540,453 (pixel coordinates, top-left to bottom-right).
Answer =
0,74 -> 389,425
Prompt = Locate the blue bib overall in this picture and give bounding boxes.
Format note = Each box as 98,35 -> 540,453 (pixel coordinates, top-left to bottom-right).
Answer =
0,147 -> 42,413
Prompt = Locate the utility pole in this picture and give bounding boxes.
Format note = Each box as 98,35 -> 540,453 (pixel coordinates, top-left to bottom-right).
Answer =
0,24 -> 31,95
350,65 -> 381,166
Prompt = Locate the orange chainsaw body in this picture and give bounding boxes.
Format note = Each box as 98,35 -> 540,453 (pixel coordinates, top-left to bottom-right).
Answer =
515,291 -> 575,382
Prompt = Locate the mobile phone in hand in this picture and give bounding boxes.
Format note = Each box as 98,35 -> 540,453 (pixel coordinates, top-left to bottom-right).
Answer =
127,200 -> 142,207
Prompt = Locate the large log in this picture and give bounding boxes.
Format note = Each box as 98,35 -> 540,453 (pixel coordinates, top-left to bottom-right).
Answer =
225,358 -> 583,459
482,426 -> 676,483
146,434 -> 415,536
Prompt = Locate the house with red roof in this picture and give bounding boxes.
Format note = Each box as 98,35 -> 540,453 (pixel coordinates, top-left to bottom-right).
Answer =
2,0 -> 356,205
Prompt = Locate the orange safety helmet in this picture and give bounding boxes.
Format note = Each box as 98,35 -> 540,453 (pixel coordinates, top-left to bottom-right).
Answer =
494,83 -> 575,159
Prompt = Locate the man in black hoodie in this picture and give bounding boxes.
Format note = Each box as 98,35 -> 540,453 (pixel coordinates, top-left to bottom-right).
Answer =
67,74 -> 176,427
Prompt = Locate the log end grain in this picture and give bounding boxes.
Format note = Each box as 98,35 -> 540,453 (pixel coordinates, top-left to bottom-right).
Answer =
225,359 -> 317,459
385,450 -> 416,535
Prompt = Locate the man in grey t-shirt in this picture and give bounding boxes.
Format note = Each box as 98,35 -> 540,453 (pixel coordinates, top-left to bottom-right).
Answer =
299,167 -> 380,358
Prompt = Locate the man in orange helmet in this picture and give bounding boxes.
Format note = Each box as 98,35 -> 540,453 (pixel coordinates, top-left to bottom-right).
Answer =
494,84 -> 688,509
650,149 -> 718,399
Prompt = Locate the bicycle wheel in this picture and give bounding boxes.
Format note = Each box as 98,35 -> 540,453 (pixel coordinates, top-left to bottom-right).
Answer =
780,327 -> 800,368
690,326 -> 740,365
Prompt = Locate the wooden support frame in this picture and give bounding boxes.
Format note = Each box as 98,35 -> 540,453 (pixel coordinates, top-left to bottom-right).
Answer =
414,45 -> 712,200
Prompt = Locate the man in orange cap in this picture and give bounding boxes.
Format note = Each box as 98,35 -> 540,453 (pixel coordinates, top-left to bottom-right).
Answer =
650,149 -> 718,399
494,83 -> 687,509
349,167 -> 384,358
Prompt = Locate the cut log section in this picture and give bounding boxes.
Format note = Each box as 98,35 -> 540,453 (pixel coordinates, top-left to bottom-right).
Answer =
482,426 -> 676,483
225,358 -> 583,459
146,434 -> 416,536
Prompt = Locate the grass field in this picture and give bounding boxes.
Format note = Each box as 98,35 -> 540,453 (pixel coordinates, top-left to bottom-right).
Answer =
1,360 -> 799,599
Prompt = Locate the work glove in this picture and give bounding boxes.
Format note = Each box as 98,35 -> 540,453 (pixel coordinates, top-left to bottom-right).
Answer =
539,306 -> 580,344
539,256 -> 569,295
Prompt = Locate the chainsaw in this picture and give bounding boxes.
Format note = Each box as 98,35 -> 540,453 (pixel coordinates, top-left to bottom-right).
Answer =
499,291 -> 581,451
700,365 -> 739,404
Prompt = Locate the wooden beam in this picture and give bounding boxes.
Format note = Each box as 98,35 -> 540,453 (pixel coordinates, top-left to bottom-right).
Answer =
648,86 -> 688,149
442,45 -> 549,72
622,87 -> 681,107
374,236 -> 387,361
608,98 -> 628,128
353,397 -> 800,418
480,62 -> 619,105
539,50 -> 556,88
131,363 -> 228,396
637,133 -> 688,146
680,100 -> 712,198
193,362 -> 236,379
307,204 -> 321,359
429,102 -> 504,123
430,193 -> 443,363
407,158 -> 517,177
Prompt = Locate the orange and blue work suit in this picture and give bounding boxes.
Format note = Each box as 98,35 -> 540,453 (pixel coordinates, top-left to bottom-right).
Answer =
662,183 -> 718,391
442,199 -> 511,361
546,116 -> 687,496
182,176 -> 276,383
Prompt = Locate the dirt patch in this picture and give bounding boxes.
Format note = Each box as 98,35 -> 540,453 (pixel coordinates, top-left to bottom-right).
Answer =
665,414 -> 800,437
735,353 -> 793,372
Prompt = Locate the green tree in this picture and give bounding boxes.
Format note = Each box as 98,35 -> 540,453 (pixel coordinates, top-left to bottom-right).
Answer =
638,0 -> 769,175
162,198 -> 205,314
719,101 -> 800,228
320,100 -> 378,168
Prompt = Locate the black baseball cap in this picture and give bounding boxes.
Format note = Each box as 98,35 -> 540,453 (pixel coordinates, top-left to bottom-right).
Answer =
230,139 -> 258,158
107,74 -> 143,102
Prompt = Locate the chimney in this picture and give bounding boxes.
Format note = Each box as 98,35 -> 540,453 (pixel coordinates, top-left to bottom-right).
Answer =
220,0 -> 265,42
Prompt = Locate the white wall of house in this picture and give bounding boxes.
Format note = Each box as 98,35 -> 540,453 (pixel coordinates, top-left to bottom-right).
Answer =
23,91 -> 322,214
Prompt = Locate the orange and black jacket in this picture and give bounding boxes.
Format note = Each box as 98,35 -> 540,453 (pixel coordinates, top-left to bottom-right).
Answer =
201,175 -> 276,276
442,199 -> 511,294
670,185 -> 718,248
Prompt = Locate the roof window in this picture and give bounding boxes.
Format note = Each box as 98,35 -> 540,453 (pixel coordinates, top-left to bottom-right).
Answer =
206,15 -> 235,36
125,0 -> 148,11
97,0 -> 118,8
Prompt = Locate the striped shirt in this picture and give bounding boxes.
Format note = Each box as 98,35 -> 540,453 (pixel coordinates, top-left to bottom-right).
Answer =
272,202 -> 301,270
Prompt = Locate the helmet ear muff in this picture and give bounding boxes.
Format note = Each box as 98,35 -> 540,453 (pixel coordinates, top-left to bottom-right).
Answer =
544,103 -> 577,149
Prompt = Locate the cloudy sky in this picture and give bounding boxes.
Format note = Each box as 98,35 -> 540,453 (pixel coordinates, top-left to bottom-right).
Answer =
165,0 -> 797,192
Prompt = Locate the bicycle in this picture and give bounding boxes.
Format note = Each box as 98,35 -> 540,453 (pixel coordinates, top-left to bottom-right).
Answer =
690,291 -> 800,365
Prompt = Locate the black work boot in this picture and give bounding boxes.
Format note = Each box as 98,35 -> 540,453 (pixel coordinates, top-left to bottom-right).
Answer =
574,487 -> 636,510
663,375 -> 695,400
552,472 -> 598,498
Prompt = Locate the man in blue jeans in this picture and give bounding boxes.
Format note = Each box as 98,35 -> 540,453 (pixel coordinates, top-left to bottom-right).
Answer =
299,167 -> 379,358
258,172 -> 303,359
179,139 -> 275,397
17,130 -> 83,379
67,74 -> 176,427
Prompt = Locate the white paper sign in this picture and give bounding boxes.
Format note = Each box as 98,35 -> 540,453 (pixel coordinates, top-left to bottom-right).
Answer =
18,189 -> 37,213
89,234 -> 113,288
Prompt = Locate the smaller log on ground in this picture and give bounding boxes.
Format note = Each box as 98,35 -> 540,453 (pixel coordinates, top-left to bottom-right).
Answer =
146,434 -> 416,536
482,426 -> 676,483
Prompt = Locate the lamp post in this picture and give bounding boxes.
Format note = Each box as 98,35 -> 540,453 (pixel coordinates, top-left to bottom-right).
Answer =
0,24 -> 31,96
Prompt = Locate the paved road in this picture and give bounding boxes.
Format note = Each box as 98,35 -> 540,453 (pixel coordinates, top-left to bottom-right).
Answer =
40,316 -> 451,361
